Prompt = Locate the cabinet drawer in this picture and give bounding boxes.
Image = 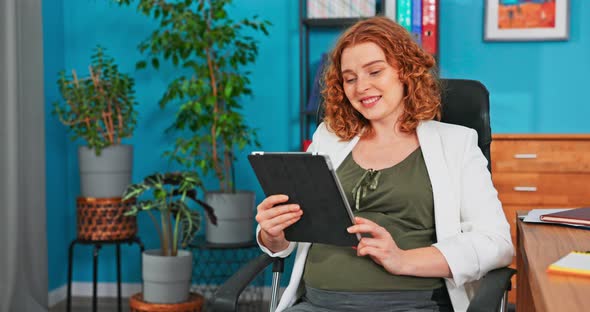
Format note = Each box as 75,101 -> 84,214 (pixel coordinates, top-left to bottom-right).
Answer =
491,140 -> 590,173
493,173 -> 590,205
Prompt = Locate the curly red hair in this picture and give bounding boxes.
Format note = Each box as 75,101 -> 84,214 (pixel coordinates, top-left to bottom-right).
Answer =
322,16 -> 441,140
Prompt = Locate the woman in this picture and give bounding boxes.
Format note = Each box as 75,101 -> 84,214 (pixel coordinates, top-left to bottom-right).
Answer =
255,16 -> 513,312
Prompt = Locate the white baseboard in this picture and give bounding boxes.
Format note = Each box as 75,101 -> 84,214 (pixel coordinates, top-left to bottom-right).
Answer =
48,282 -> 141,307
48,283 -> 286,307
48,285 -> 67,307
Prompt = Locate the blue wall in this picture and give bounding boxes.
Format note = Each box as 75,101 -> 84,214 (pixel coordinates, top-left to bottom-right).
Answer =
440,0 -> 590,133
43,0 -> 68,291
44,0 -> 301,289
44,0 -> 590,290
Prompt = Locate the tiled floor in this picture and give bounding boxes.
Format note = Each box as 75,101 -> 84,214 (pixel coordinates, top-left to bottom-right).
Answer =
50,297 -> 129,312
49,297 -> 269,312
50,297 -> 512,312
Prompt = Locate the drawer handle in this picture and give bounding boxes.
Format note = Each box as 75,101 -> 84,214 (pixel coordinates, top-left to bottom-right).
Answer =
514,153 -> 537,159
513,186 -> 537,192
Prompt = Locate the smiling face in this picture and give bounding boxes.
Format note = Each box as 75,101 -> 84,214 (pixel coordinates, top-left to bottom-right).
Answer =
340,42 -> 405,127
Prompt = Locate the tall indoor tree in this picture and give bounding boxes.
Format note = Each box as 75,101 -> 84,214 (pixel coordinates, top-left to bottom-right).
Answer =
117,0 -> 270,193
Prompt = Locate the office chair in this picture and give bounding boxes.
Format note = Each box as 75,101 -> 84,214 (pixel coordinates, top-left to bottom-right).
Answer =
211,79 -> 516,312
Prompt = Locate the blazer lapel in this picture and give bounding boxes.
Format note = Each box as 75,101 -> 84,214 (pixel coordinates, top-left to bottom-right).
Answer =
417,122 -> 460,241
321,135 -> 360,170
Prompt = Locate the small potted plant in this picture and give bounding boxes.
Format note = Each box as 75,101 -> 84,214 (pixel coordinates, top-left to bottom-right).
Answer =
123,172 -> 216,304
116,0 -> 271,244
53,45 -> 138,198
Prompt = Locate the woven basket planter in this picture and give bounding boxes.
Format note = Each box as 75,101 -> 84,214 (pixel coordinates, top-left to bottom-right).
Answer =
129,293 -> 204,312
77,197 -> 137,241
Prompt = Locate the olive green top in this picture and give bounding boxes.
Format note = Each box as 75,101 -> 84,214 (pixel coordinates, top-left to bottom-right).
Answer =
303,147 -> 443,291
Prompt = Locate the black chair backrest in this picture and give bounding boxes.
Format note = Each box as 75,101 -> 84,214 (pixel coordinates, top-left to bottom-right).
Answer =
316,78 -> 491,171
440,79 -> 491,171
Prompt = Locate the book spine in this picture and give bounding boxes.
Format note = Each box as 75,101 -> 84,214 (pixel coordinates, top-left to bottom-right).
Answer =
411,0 -> 422,44
396,0 -> 412,32
421,0 -> 438,55
352,0 -> 375,17
307,0 -> 316,18
384,0 -> 397,21
335,0 -> 348,18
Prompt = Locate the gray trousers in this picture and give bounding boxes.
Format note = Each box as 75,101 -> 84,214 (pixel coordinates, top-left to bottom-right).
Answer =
284,285 -> 453,312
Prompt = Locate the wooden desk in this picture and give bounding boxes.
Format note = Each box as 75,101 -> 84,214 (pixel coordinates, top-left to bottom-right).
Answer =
516,218 -> 590,312
492,134 -> 590,304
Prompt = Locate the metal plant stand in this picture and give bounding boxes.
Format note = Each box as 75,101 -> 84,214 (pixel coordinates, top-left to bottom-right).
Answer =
190,237 -> 264,312
66,236 -> 144,312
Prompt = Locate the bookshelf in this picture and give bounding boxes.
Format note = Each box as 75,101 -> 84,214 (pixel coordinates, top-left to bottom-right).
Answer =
298,0 -> 439,150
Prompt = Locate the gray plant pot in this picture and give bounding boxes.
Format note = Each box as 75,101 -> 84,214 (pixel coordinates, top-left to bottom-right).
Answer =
205,191 -> 255,244
142,249 -> 193,304
78,145 -> 133,198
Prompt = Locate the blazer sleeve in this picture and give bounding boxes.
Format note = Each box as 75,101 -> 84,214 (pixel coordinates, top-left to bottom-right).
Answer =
433,129 -> 514,287
256,225 -> 297,258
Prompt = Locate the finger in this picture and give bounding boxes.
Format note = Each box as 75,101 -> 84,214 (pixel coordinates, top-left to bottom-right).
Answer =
348,217 -> 381,234
354,216 -> 377,226
357,245 -> 386,260
256,204 -> 301,223
347,223 -> 388,238
260,209 -> 303,229
357,237 -> 386,249
257,194 -> 290,211
264,215 -> 302,236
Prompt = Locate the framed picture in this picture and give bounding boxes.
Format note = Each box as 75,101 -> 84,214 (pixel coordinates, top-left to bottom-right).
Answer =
484,0 -> 569,41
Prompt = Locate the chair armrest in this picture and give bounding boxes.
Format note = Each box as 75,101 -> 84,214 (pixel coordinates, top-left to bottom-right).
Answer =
467,267 -> 516,312
210,253 -> 275,312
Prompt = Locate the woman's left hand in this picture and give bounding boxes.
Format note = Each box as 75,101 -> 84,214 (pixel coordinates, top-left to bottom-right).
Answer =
347,216 -> 406,275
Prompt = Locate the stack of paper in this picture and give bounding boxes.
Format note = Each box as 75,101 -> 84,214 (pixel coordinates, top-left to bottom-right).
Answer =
548,251 -> 590,278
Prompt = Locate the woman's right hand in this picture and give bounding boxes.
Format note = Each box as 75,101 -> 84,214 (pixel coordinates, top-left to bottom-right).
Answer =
256,194 -> 303,253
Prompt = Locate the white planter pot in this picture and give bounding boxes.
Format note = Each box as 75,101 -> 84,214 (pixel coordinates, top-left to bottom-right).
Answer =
205,191 -> 255,244
78,145 -> 133,198
142,249 -> 193,304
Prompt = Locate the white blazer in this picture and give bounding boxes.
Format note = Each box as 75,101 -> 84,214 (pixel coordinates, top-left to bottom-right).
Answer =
256,120 -> 514,312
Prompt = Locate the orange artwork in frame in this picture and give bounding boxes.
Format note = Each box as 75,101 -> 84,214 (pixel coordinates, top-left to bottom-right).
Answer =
484,0 -> 569,41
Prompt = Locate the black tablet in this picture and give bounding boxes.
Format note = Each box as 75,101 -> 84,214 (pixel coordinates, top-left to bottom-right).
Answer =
248,152 -> 361,246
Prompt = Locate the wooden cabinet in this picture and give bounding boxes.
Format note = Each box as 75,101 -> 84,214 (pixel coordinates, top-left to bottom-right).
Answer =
491,134 -> 590,304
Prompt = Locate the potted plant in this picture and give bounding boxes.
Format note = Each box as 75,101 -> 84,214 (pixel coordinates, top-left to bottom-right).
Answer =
53,45 -> 138,198
116,0 -> 270,244
123,171 -> 216,303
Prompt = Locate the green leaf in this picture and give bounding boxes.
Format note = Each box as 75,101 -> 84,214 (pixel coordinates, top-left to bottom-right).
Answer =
151,58 -> 160,69
122,0 -> 272,190
123,183 -> 149,200
224,82 -> 233,98
136,60 -> 147,70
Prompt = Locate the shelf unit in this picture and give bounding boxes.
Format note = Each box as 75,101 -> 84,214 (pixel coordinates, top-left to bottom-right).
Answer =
298,1 -> 385,149
298,0 -> 439,150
